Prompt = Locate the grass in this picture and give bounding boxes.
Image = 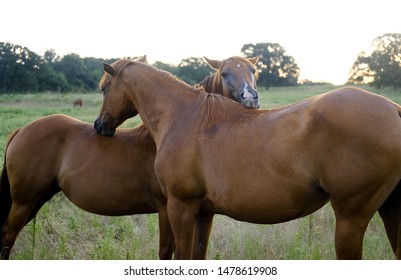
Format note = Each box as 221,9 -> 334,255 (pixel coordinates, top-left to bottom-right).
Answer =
0,85 -> 399,260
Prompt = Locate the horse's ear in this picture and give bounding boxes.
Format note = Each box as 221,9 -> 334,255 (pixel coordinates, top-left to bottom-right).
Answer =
102,63 -> 115,76
137,55 -> 147,63
248,56 -> 259,65
203,57 -> 222,70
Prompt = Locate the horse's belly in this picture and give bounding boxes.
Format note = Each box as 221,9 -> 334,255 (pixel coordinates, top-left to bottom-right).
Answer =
220,199 -> 328,224
60,174 -> 158,215
212,184 -> 329,224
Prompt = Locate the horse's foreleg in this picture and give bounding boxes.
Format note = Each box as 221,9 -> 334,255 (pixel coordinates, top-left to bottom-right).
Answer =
167,197 -> 200,259
192,213 -> 214,260
157,207 -> 174,260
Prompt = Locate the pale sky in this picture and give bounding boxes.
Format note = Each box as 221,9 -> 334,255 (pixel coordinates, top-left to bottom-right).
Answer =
1,0 -> 400,85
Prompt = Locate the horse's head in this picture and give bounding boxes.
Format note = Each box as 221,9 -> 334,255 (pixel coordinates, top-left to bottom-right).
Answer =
204,56 -> 260,109
94,59 -> 142,137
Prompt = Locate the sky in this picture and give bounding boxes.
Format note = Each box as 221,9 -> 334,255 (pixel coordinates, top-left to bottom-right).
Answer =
1,0 -> 400,85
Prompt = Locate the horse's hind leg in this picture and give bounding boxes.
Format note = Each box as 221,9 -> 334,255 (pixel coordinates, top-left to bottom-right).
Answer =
378,183 -> 401,259
1,188 -> 58,259
333,215 -> 370,259
1,203 -> 34,259
23,187 -> 59,227
331,195 -> 382,259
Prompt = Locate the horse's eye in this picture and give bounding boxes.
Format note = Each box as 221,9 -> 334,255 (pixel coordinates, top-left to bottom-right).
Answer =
221,72 -> 229,79
250,68 -> 256,74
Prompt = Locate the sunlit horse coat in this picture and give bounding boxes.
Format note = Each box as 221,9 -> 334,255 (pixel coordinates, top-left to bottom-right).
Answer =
95,60 -> 401,260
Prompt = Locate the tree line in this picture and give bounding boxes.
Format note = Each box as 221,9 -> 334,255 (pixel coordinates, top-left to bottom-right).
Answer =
0,42 -> 300,93
348,33 -> 401,90
2,33 -> 401,94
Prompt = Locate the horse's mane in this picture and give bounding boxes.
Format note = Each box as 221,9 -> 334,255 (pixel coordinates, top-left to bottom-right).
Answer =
139,62 -> 232,126
138,60 -> 242,128
100,59 -> 243,128
196,75 -> 220,95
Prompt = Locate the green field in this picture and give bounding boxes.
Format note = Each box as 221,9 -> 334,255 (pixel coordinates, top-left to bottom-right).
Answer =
0,85 -> 399,259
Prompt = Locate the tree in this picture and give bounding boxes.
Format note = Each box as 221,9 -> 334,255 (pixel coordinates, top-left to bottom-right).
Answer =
43,49 -> 59,64
53,53 -> 94,91
0,42 -> 45,92
347,52 -> 375,84
153,61 -> 178,76
348,33 -> 401,89
177,57 -> 214,85
241,42 -> 300,89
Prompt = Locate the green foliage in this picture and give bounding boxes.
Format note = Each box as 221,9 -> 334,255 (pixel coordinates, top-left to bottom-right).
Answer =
241,42 -> 300,89
1,41 -> 303,94
177,57 -> 214,84
348,33 -> 401,90
0,42 -> 43,92
153,61 -> 178,76
0,43 -> 119,93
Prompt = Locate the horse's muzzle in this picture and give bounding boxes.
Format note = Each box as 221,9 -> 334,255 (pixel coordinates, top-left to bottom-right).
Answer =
242,99 -> 260,109
94,117 -> 116,137
240,87 -> 259,109
241,95 -> 260,109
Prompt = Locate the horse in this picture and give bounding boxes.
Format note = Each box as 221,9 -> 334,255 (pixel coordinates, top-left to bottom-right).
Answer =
0,56 -> 260,260
94,59 -> 401,260
197,56 -> 259,109
73,98 -> 83,107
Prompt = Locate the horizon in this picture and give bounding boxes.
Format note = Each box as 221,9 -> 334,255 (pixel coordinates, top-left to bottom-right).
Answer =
1,0 -> 401,85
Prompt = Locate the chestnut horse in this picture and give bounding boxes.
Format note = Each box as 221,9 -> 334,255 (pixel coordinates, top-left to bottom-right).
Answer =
95,59 -> 401,260
73,98 -> 82,107
0,56 -> 259,260
197,56 -> 259,109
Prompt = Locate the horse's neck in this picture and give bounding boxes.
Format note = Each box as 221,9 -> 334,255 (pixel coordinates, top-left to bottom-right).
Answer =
134,70 -> 201,143
198,74 -> 223,95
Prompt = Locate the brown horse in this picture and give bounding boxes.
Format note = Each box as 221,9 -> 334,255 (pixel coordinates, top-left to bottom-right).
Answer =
73,98 -> 83,107
197,56 -> 259,109
95,59 -> 401,260
0,56 -> 259,260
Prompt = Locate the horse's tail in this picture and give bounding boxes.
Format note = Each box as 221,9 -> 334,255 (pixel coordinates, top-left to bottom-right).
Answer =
0,129 -> 19,239
378,180 -> 401,259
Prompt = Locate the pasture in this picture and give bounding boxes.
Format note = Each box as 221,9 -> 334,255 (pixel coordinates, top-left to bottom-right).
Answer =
0,84 -> 398,259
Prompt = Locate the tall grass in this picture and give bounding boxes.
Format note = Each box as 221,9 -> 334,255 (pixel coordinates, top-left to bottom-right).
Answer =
0,85 -> 398,259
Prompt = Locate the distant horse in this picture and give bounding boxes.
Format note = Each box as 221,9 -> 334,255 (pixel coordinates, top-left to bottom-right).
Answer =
73,98 -> 82,107
95,59 -> 401,259
0,56 -> 259,260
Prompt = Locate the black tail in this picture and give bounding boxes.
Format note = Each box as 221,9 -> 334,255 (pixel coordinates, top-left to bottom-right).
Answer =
0,130 -> 20,249
378,182 -> 401,259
